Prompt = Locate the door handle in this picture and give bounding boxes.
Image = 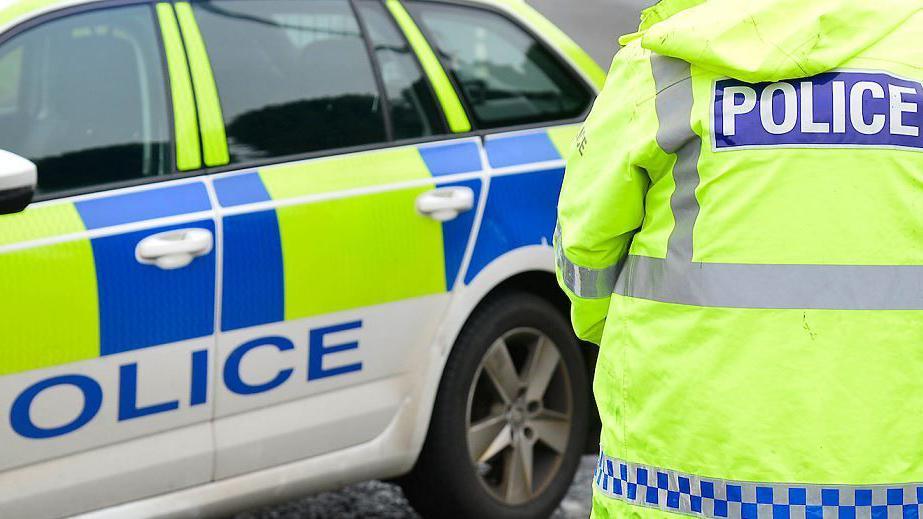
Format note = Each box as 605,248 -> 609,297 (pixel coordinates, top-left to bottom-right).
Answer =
416,186 -> 475,222
136,228 -> 214,270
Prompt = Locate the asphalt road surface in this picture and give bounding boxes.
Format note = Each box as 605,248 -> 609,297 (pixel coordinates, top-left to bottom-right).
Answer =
236,2 -> 648,518
235,456 -> 598,519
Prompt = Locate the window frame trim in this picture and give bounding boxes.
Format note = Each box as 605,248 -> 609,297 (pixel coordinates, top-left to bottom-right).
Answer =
385,0 -> 471,134
349,0 -> 396,142
353,0 -> 450,139
401,0 -> 598,131
0,0 -> 184,202
157,2 -> 203,171
174,0 -> 230,168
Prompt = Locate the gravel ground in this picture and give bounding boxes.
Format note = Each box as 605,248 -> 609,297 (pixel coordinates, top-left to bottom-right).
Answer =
236,3 -> 648,519
234,455 -> 597,519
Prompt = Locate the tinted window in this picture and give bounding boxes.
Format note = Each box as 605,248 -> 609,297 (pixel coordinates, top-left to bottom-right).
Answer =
356,0 -> 443,140
0,6 -> 171,195
408,2 -> 592,129
193,0 -> 385,164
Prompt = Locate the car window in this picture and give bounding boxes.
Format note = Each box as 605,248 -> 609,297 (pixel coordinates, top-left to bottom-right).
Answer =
0,47 -> 21,114
407,2 -> 592,129
0,6 -> 171,195
355,0 -> 444,140
192,0 -> 386,165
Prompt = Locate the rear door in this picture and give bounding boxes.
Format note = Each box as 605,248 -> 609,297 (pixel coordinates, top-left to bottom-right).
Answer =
0,3 -> 217,517
404,0 -> 596,283
177,0 -> 484,478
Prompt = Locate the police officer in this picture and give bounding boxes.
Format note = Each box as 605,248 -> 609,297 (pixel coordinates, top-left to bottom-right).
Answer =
555,0 -> 923,517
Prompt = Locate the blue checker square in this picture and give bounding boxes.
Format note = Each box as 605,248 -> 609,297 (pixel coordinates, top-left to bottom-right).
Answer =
637,468 -> 648,485
600,476 -> 609,491
872,506 -> 889,519
855,489 -> 873,506
727,484 -> 743,502
657,472 -> 669,489
918,487 -> 923,504
806,505 -> 824,518
839,506 -> 856,519
789,487 -> 807,505
627,483 -> 637,500
645,486 -> 659,504
679,476 -> 691,494
614,480 -> 623,496
691,495 -> 703,513
742,503 -> 758,518
714,499 -> 729,517
773,504 -> 791,519
890,489 -> 905,506
667,491 -> 680,509
605,460 -> 615,476
620,464 -> 628,480
702,481 -> 716,499
904,505 -> 920,519
823,489 -> 840,506
757,486 -> 774,504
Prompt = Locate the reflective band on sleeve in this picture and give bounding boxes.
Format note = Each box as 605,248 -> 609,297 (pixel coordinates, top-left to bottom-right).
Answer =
595,451 -> 923,518
555,225 -> 619,299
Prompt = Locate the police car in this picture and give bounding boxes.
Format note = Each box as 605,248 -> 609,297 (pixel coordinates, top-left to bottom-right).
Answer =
0,0 -> 604,517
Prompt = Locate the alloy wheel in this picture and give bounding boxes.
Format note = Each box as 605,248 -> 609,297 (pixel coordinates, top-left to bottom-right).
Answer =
465,327 -> 574,505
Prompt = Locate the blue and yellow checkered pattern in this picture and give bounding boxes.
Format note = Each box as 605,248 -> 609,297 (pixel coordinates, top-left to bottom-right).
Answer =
596,452 -> 923,518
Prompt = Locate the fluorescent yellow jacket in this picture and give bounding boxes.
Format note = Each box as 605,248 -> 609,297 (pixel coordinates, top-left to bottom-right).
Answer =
555,0 -> 923,517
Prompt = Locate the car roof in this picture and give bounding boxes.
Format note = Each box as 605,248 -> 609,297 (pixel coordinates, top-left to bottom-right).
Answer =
0,0 -> 524,33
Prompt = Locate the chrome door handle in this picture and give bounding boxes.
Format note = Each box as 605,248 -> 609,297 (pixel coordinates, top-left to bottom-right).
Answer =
416,186 -> 475,222
136,228 -> 214,270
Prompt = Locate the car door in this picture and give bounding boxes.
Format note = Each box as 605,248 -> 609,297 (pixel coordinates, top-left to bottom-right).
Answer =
404,0 -> 596,284
0,4 -> 217,517
178,0 -> 484,478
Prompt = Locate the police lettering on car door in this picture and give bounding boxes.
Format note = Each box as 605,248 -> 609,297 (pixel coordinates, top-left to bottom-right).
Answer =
9,322 -> 363,439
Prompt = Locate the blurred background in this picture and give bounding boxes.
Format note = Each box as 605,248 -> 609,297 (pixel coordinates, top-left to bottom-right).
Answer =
529,0 -> 645,69
234,1 -> 647,517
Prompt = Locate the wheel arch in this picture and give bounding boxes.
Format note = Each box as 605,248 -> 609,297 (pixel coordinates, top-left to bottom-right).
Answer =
458,270 -> 601,455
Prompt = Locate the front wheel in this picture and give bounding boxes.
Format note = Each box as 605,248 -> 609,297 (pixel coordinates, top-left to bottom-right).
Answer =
402,292 -> 590,519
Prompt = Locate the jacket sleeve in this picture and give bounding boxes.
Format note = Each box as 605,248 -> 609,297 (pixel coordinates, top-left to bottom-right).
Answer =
555,42 -> 660,345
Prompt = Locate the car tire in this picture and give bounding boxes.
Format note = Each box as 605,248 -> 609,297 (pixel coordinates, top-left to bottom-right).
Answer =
401,291 -> 590,519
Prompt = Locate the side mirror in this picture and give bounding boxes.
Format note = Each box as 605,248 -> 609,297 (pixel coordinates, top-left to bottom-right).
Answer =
0,150 -> 36,215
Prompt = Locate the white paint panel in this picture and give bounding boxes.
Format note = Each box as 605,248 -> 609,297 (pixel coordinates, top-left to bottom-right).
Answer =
214,377 -> 402,478
214,295 -> 449,478
0,422 -> 212,519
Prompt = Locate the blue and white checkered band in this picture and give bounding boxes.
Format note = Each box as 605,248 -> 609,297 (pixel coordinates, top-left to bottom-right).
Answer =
713,70 -> 923,152
595,451 -> 923,518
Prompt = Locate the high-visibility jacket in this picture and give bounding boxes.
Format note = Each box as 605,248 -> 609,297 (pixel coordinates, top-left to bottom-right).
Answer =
555,0 -> 923,517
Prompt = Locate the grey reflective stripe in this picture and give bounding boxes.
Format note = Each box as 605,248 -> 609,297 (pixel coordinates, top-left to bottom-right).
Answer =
615,255 -> 923,310
651,56 -> 699,262
595,451 -> 923,518
555,225 -> 618,299
612,54 -> 923,310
